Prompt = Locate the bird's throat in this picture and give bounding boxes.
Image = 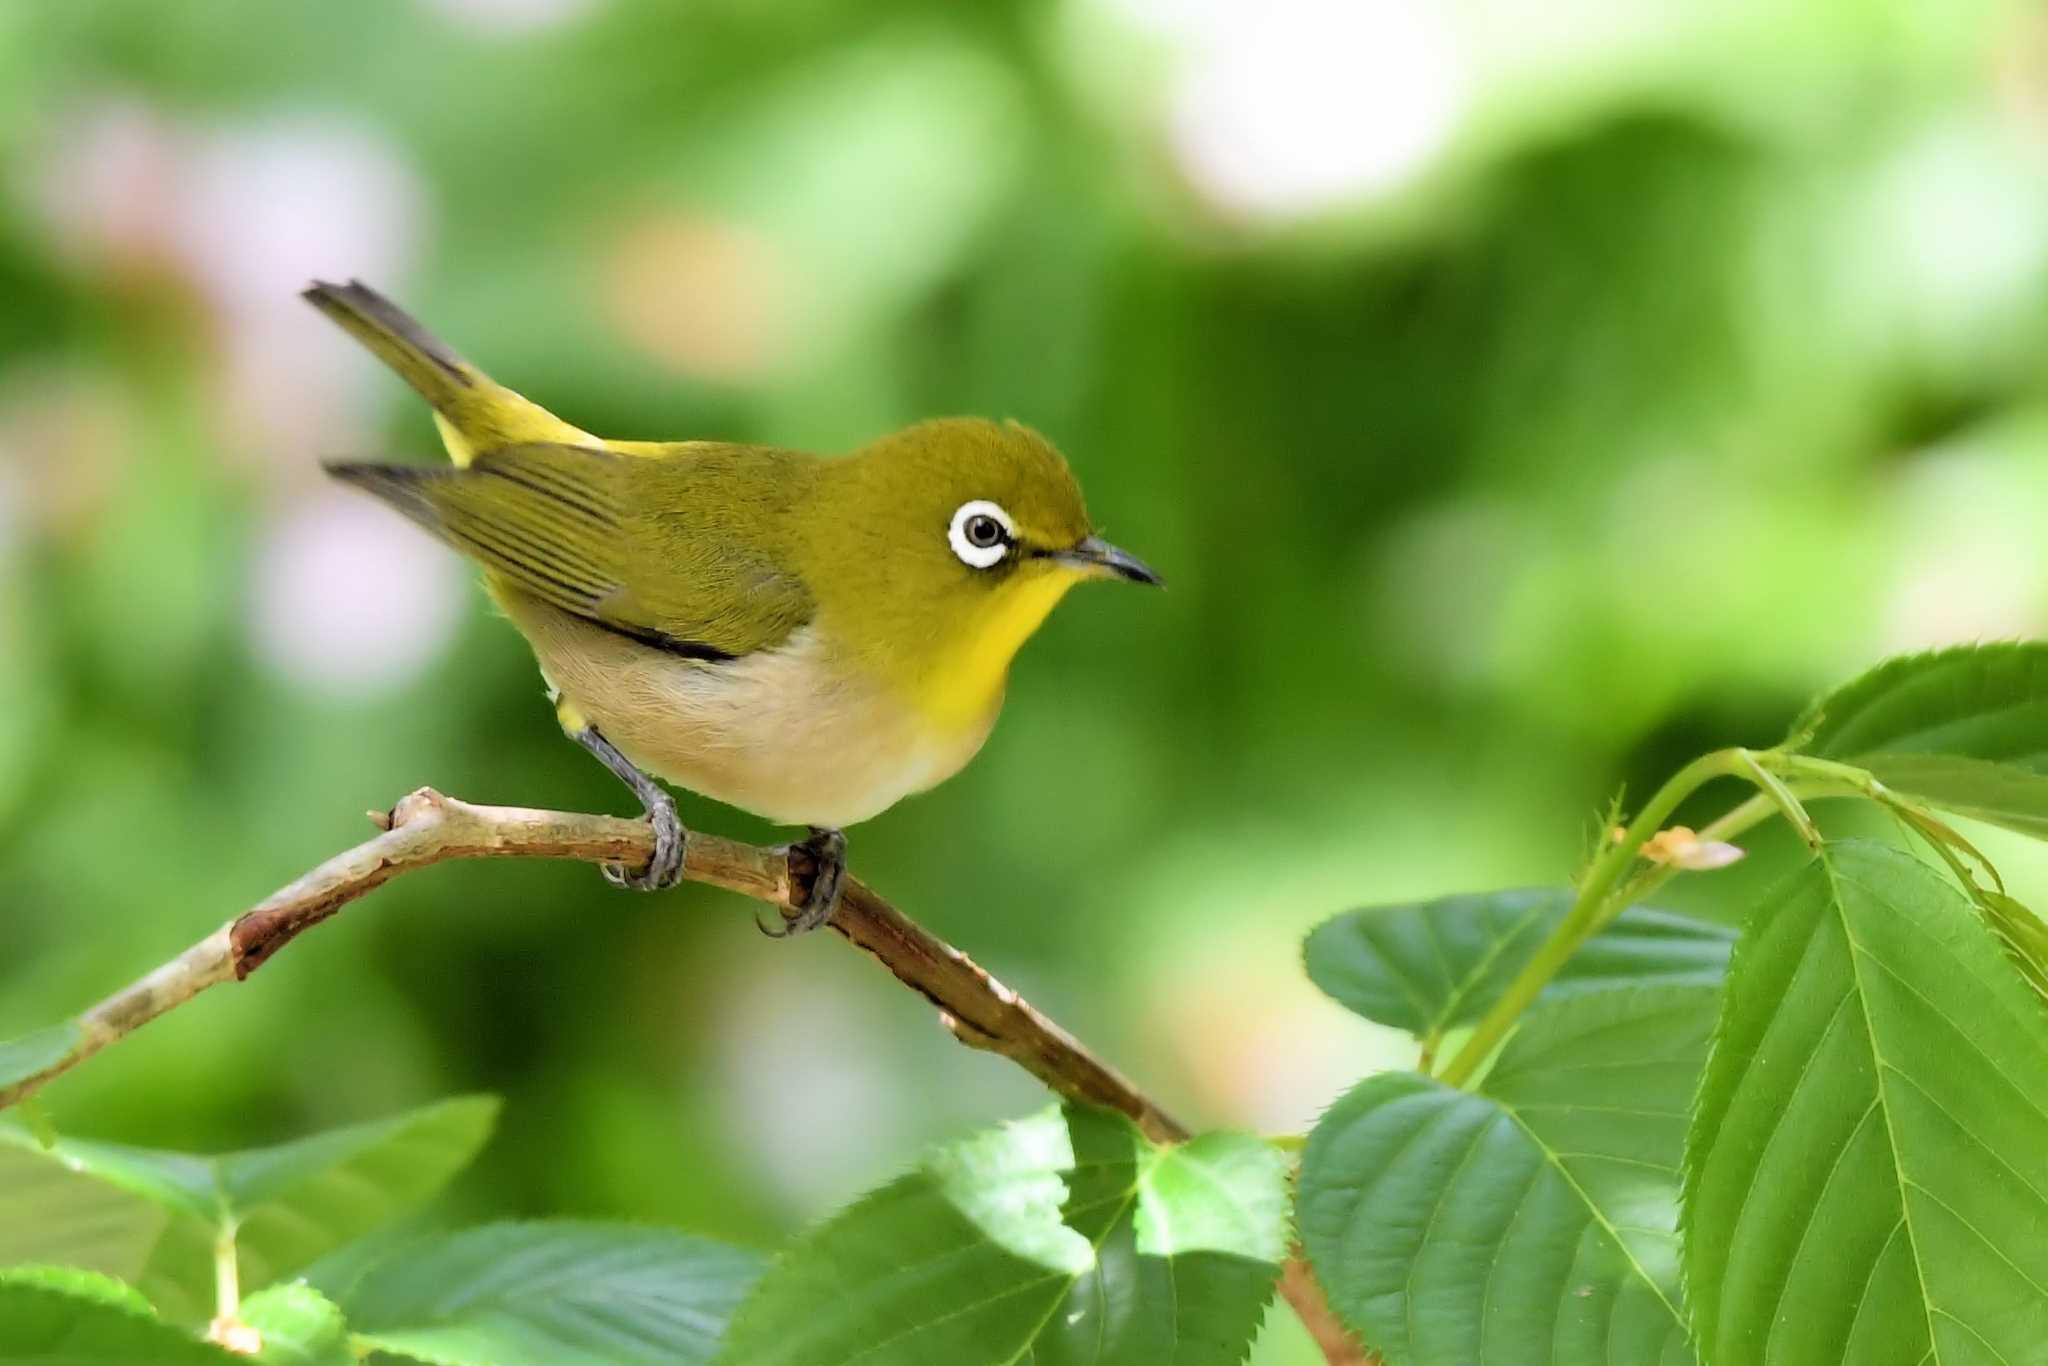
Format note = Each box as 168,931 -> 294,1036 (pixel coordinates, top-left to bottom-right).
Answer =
913,572 -> 1080,735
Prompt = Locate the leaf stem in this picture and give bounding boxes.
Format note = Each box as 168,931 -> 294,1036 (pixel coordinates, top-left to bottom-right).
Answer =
1733,750 -> 1820,849
214,1224 -> 240,1323
1438,751 -> 1744,1086
1436,748 -> 1897,1090
1755,752 -> 1887,795
1441,749 -> 1843,1089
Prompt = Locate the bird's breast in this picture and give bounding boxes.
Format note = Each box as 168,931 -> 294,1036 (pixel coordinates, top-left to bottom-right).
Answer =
506,598 -> 991,828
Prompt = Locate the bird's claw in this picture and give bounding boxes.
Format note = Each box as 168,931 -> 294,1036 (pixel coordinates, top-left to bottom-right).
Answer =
764,827 -> 846,937
603,792 -> 688,891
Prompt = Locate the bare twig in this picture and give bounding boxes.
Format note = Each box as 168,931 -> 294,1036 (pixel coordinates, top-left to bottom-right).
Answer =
0,787 -> 1367,1363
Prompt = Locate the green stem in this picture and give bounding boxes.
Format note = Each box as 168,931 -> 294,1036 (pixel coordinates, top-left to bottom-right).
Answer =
1734,750 -> 1820,849
1605,790 -> 1782,909
1431,749 -> 1901,1090
1757,752 -> 1887,795
1758,751 -> 2007,891
214,1224 -> 240,1324
1437,749 -> 1753,1087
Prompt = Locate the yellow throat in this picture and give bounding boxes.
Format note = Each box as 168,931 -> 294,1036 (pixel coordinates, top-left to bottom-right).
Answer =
905,570 -> 1082,736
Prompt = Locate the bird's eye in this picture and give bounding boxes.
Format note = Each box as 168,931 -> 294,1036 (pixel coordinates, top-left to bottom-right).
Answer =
948,500 -> 1014,569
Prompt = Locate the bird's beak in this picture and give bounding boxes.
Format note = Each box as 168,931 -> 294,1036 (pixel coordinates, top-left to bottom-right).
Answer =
1044,536 -> 1163,586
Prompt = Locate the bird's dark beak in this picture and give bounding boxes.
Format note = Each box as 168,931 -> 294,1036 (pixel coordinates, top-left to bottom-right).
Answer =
1045,536 -> 1163,586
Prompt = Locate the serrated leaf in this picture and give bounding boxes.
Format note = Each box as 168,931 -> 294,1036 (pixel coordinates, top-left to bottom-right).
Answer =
242,1283 -> 352,1366
717,1104 -> 1290,1366
341,1222 -> 760,1366
1300,986 -> 1716,1366
0,1264 -> 156,1316
1305,888 -> 1732,1036
0,1095 -> 498,1324
1682,840 -> 2048,1364
0,1275 -> 234,1363
1796,642 -> 2048,836
1887,803 -> 2048,1006
1978,889 -> 2048,1002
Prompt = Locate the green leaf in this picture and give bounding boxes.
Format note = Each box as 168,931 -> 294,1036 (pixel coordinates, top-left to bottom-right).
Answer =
242,1283 -> 353,1366
1978,889 -> 2048,1002
1796,641 -> 2048,836
341,1222 -> 761,1366
0,1274 -> 233,1364
0,1095 -> 498,1324
1886,802 -> 2048,1005
0,1022 -> 80,1098
17,1096 -> 59,1149
0,1141 -> 175,1294
1683,840 -> 2048,1364
1300,985 -> 1717,1366
717,1105 -> 1290,1366
1305,888 -> 1732,1036
0,1264 -> 157,1316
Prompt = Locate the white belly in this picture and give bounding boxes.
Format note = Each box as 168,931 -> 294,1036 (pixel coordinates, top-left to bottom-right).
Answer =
507,603 -> 992,828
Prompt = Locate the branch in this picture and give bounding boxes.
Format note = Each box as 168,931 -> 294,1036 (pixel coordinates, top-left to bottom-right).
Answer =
0,788 -> 1369,1364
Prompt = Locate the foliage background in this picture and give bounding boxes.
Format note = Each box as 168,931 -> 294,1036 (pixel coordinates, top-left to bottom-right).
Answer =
3,2 -> 2047,1359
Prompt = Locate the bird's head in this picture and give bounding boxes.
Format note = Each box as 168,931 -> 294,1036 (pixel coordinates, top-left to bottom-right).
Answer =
816,418 -> 1160,724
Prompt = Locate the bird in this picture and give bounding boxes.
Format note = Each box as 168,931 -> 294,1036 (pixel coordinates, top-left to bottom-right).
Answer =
305,280 -> 1159,934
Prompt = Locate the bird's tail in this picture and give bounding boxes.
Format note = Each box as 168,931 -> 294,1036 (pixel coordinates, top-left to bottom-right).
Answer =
303,279 -> 595,466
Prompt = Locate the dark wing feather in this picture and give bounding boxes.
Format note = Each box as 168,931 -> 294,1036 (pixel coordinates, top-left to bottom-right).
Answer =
326,443 -> 811,660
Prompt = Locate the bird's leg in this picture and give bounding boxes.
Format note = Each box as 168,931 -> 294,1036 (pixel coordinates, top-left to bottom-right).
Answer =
767,826 -> 846,937
571,722 -> 687,892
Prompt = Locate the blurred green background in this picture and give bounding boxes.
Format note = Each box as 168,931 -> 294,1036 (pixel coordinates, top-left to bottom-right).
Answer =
4,0 -> 2048,1359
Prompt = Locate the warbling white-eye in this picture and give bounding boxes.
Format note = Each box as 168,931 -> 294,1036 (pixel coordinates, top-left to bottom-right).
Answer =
306,281 -> 1160,933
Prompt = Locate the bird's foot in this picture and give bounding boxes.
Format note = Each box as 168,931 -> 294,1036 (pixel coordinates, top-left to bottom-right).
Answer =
601,778 -> 688,891
573,722 -> 689,892
765,826 -> 846,937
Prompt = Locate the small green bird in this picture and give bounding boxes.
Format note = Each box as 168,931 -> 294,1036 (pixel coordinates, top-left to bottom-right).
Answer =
306,280 -> 1159,933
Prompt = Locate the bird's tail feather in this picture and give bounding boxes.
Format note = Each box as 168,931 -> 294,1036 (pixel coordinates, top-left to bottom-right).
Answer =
303,279 -> 596,466
322,460 -> 453,540
304,280 -> 475,411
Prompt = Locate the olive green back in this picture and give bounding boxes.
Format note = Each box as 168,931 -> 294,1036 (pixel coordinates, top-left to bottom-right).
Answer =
327,442 -> 819,659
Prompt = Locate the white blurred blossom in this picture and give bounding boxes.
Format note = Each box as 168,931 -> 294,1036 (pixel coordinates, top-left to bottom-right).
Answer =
32,98 -> 429,464
249,490 -> 464,697
170,115 -> 429,460
1880,441 -> 2048,652
1107,0 -> 1467,219
31,97 -> 181,274
711,957 -> 901,1210
1855,117 -> 2048,377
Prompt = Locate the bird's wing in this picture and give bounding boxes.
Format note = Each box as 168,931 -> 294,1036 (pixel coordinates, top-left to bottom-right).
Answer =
327,442 -> 814,660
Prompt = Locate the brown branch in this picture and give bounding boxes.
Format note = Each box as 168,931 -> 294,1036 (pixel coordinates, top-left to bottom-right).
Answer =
0,787 -> 1369,1364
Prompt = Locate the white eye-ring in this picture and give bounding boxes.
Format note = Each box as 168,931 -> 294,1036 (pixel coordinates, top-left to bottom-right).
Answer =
948,500 -> 1015,569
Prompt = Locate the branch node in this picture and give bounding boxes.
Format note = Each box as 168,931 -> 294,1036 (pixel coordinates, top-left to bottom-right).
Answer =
390,787 -> 450,830
940,1011 -> 994,1049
